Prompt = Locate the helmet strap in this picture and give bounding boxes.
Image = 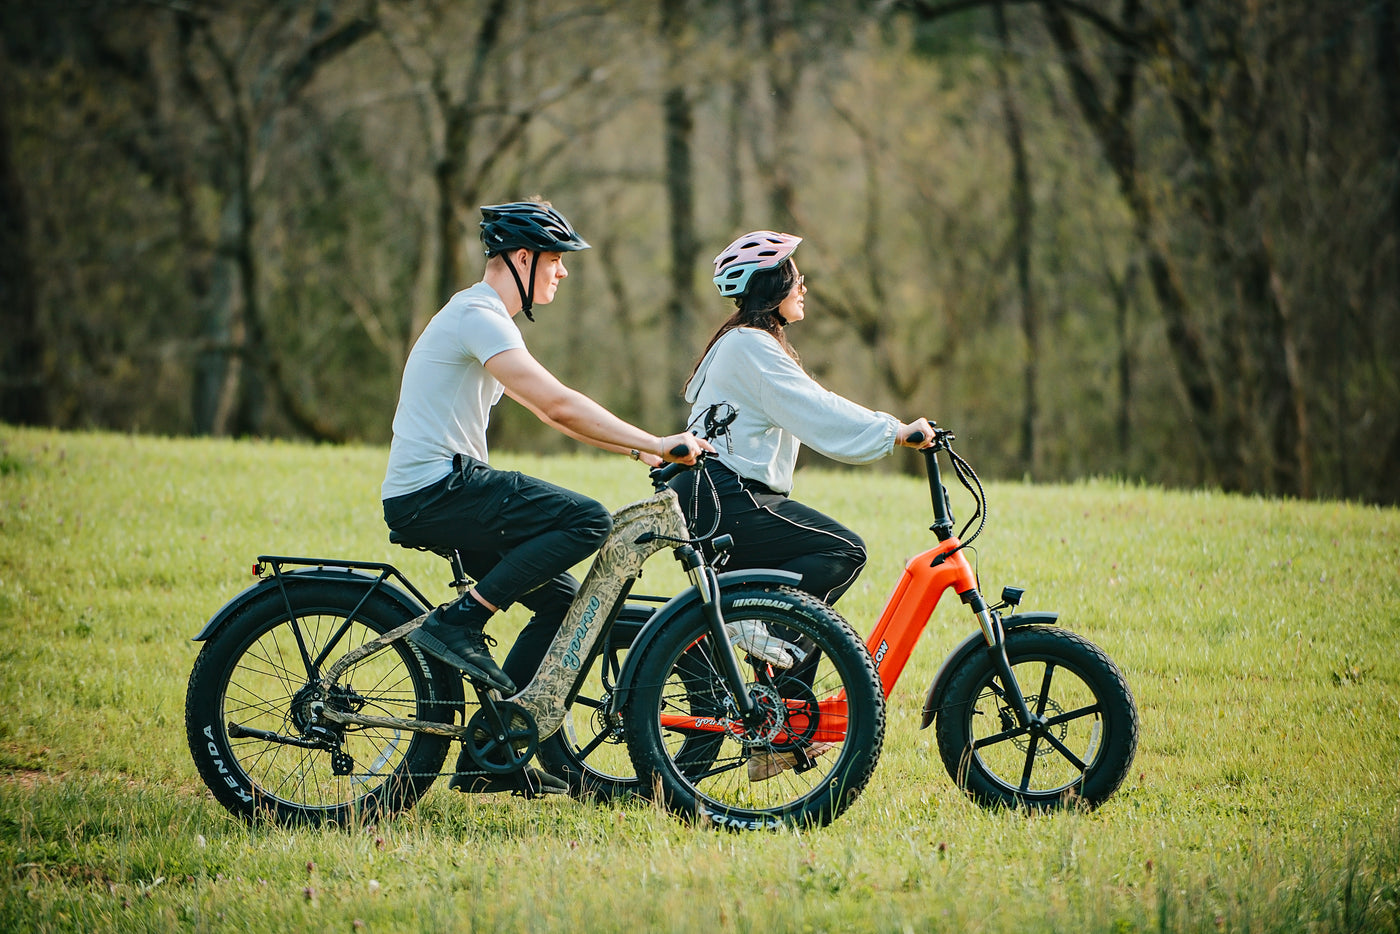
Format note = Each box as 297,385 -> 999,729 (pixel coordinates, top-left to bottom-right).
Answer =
502,250 -> 542,322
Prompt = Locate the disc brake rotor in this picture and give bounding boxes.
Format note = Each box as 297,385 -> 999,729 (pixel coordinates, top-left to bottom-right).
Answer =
1012,696 -> 1066,757
725,685 -> 786,748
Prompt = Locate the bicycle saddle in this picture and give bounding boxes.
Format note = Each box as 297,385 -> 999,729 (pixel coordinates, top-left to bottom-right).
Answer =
387,529 -> 457,559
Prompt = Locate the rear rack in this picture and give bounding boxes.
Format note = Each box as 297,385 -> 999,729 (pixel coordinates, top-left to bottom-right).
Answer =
255,554 -> 438,619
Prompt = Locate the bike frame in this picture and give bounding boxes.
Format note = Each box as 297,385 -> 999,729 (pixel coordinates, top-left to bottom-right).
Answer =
866,441 -> 1044,728
273,482 -> 770,754
309,491 -> 686,738
214,435 -> 1027,772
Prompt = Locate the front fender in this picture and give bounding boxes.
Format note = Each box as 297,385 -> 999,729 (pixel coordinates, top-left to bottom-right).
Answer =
919,611 -> 1059,729
608,569 -> 802,712
192,566 -> 427,642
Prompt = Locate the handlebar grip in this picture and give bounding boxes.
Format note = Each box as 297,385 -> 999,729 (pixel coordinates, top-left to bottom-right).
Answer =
670,444 -> 690,458
650,461 -> 690,486
906,430 -> 926,445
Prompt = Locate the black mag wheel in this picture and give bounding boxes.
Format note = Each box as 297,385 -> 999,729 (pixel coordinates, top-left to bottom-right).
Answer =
185,579 -> 462,826
624,585 -> 885,830
535,605 -> 652,802
935,625 -> 1138,810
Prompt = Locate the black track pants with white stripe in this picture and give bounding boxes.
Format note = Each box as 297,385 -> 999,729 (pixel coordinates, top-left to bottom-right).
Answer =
669,460 -> 866,606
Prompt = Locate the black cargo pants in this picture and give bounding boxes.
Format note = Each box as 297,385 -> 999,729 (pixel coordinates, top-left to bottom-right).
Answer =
383,454 -> 613,688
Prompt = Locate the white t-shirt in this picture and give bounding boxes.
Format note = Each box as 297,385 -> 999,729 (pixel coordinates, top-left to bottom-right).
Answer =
684,327 -> 899,494
382,282 -> 525,499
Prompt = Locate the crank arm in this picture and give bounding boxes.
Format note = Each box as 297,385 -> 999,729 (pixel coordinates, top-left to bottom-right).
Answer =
676,758 -> 747,784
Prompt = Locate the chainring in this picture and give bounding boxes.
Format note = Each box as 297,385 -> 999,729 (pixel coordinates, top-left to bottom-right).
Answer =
767,677 -> 821,753
463,701 -> 539,775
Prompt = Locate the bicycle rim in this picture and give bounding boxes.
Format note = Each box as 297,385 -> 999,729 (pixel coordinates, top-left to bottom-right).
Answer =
221,609 -> 434,814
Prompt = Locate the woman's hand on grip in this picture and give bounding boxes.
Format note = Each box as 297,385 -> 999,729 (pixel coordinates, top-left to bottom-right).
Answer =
897,418 -> 936,449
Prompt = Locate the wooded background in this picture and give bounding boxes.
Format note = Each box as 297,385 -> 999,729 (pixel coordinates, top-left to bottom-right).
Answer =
2,0 -> 1397,504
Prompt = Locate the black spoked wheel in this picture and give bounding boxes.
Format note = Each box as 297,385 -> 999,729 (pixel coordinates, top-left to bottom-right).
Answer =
625,585 -> 885,830
186,579 -> 462,826
535,605 -> 652,802
935,625 -> 1138,810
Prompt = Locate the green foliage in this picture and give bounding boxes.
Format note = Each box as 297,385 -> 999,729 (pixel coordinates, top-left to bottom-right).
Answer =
8,0 -> 1398,502
1,426 -> 1397,931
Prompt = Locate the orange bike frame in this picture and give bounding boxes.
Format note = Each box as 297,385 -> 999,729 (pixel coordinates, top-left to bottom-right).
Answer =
864,537 -> 980,698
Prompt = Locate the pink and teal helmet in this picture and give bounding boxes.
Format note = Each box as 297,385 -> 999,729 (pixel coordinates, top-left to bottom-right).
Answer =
712,231 -> 802,298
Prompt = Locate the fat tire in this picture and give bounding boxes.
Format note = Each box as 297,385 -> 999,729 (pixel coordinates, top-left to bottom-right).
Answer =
935,625 -> 1137,810
185,580 -> 460,826
625,585 -> 885,830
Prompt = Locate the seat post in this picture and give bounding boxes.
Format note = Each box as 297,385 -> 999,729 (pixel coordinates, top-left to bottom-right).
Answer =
447,550 -> 470,596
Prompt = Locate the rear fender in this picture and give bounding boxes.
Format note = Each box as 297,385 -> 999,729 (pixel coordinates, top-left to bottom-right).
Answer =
608,569 -> 802,712
192,566 -> 427,642
919,611 -> 1059,728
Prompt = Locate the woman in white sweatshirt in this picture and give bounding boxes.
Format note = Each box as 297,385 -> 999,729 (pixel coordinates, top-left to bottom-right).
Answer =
671,230 -> 933,609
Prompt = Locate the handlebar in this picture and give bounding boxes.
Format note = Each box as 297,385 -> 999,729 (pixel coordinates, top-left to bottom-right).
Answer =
649,402 -> 736,490
652,414 -> 982,548
904,425 -> 954,449
650,454 -> 703,489
908,422 -> 983,547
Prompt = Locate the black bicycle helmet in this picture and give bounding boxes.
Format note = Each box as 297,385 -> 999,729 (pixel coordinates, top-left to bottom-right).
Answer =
479,201 -> 589,321
480,202 -> 590,255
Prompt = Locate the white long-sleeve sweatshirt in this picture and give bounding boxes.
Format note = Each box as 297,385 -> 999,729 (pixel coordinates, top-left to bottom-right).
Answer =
684,327 -> 899,494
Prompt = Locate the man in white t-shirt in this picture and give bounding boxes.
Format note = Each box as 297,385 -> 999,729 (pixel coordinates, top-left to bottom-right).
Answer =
382,201 -> 709,796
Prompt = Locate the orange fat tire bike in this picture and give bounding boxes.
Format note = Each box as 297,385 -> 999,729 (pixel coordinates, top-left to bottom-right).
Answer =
601,423 -> 1138,811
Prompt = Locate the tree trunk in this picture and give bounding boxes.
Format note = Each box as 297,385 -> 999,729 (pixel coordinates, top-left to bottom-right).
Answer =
1371,0 -> 1400,504
0,69 -> 47,426
179,6 -> 376,438
757,0 -> 802,230
1376,0 -> 1400,283
433,0 -> 507,305
662,0 -> 699,426
1038,0 -> 1239,489
994,2 -> 1037,476
1109,259 -> 1139,463
199,195 -> 244,436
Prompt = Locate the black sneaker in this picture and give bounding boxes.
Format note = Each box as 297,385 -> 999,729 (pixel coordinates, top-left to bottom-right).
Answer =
407,602 -> 516,694
449,765 -> 569,798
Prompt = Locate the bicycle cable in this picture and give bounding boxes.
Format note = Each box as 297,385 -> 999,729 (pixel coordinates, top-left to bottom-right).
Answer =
944,441 -> 987,548
677,403 -> 737,545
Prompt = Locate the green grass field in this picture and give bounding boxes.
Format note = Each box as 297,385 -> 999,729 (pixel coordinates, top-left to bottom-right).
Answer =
1,425 -> 1397,933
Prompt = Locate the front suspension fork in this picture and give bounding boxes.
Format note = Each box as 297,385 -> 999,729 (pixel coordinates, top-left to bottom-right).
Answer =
677,545 -> 759,719
968,590 -> 1033,725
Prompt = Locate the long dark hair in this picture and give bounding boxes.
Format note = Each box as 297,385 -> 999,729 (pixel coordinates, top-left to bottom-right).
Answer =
686,259 -> 801,389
